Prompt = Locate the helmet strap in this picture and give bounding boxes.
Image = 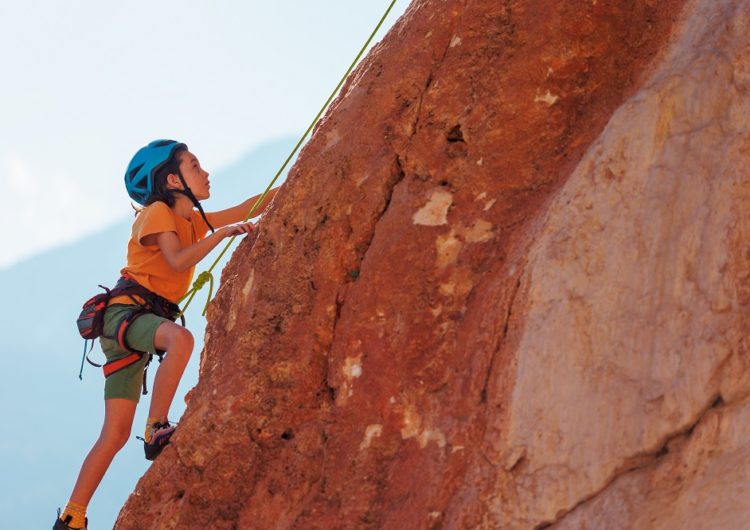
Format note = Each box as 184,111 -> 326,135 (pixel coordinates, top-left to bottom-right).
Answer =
175,172 -> 215,233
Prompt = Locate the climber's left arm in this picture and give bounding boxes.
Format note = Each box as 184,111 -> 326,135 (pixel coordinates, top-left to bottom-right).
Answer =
206,187 -> 280,228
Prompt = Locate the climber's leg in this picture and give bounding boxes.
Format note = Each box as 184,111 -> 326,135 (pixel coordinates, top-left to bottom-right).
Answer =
148,321 -> 194,423
65,398 -> 137,508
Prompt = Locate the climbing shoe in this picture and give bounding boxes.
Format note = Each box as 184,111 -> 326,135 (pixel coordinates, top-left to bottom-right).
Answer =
140,421 -> 176,461
53,509 -> 87,530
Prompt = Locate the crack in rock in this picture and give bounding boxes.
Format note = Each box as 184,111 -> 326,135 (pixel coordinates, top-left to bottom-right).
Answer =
542,393 -> 726,529
324,0 -> 467,398
481,275 -> 522,404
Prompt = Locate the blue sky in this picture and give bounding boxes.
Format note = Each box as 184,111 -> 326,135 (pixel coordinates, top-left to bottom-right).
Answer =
0,0 -> 410,268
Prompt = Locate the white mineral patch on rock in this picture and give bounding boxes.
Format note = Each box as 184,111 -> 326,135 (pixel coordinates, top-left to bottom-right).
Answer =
462,219 -> 493,243
359,424 -> 383,450
400,405 -> 422,440
413,188 -> 453,226
227,268 -> 256,333
400,405 -> 446,449
343,355 -> 363,380
241,268 -> 255,299
436,230 -> 462,269
325,129 -> 342,150
418,429 -> 447,449
534,89 -> 559,105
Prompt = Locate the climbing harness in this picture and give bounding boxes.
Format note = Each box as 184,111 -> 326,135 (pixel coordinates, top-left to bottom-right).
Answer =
77,276 -> 185,394
178,0 -> 399,316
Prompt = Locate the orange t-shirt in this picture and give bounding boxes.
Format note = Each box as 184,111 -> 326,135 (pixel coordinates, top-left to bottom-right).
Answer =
112,201 -> 210,305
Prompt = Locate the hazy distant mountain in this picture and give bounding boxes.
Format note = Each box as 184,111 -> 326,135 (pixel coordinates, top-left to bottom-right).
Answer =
0,136 -> 296,529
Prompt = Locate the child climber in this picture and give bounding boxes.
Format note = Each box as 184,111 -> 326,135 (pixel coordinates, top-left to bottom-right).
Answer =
55,139 -> 277,530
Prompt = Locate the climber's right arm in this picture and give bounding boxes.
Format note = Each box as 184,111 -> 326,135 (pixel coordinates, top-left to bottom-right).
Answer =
142,223 -> 254,272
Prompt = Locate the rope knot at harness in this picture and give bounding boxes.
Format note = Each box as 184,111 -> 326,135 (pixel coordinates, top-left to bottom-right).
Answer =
194,271 -> 213,290
180,270 -> 216,317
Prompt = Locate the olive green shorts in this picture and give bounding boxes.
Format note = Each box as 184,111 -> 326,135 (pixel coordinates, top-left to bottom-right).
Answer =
99,304 -> 171,403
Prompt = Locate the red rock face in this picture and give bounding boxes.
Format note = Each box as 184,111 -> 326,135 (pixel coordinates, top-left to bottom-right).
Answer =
115,1 -> 687,528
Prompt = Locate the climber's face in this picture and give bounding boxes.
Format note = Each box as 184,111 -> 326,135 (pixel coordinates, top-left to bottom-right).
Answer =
175,150 -> 211,200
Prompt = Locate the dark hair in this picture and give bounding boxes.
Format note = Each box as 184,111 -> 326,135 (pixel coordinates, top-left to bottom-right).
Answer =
144,146 -> 187,207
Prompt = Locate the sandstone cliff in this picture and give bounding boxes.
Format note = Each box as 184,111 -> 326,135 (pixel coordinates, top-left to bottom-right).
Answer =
115,0 -> 750,528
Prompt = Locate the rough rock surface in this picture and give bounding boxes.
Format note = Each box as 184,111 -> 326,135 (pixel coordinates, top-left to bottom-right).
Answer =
113,0 -> 750,528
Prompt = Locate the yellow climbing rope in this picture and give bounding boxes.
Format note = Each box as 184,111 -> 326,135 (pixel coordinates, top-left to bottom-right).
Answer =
179,0 -> 399,316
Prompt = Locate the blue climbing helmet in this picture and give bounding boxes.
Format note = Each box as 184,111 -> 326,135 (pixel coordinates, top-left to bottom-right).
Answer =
124,139 -> 187,205
124,139 -> 215,233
